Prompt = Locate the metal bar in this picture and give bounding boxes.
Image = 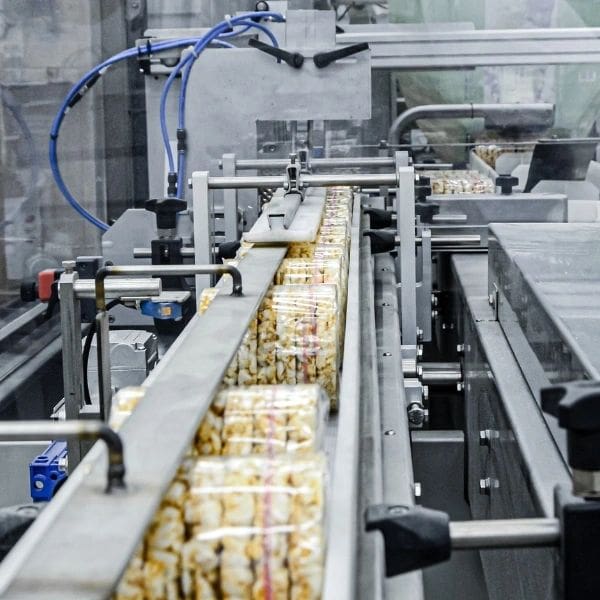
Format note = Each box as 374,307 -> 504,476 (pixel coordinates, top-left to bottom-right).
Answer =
207,172 -> 398,189
323,195 -> 362,600
0,246 -> 286,599
336,27 -> 600,69
225,158 -> 453,171
133,247 -> 196,259
94,264 -> 243,311
221,153 -> 239,240
96,311 -> 112,422
0,420 -> 125,493
450,518 -> 560,550
0,304 -> 47,344
192,171 -> 213,290
418,362 -> 462,385
58,264 -> 84,468
396,159 -> 418,353
388,103 -> 553,142
72,278 -> 161,300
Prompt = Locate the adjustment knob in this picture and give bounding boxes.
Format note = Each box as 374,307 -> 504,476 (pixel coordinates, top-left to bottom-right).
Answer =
145,198 -> 187,231
495,175 -> 519,195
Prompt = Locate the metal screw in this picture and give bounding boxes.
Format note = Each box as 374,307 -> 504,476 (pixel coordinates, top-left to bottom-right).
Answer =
62,260 -> 76,273
431,294 -> 438,307
431,310 -> 438,319
384,429 -> 396,436
479,429 -> 499,447
34,480 -> 44,490
479,477 -> 500,495
108,315 -> 116,324
416,327 -> 423,341
383,352 -> 392,357
456,343 -> 465,355
422,385 -> 429,402
417,345 -> 423,358
488,293 -> 495,306
456,381 -> 464,392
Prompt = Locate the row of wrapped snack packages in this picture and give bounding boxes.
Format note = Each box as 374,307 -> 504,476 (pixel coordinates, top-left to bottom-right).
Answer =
198,187 -> 354,410
113,385 -> 328,600
113,187 -> 355,599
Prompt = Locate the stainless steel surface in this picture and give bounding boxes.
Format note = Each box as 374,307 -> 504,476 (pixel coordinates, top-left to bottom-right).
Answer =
0,305 -> 47,345
337,27 -> 600,69
489,223 -> 600,389
207,172 -> 398,189
323,196 -> 362,600
71,278 -> 162,300
450,519 -> 560,550
58,268 -> 84,468
419,362 -> 462,385
0,246 -> 286,599
374,252 -> 424,598
388,103 -> 554,142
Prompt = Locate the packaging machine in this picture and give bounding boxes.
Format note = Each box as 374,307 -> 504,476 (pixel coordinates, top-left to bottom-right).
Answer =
2,2 -> 600,599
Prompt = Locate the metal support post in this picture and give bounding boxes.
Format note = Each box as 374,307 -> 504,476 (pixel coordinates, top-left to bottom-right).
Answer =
191,171 -> 213,291
417,228 -> 432,343
394,153 -> 417,357
58,261 -> 84,468
221,153 -> 239,241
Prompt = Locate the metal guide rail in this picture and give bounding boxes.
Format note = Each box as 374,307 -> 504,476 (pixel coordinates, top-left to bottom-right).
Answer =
0,192 -> 366,600
0,247 -> 285,598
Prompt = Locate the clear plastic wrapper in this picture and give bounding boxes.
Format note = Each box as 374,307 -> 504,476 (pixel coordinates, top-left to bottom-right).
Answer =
425,169 -> 494,195
195,384 -> 328,456
199,287 -> 257,387
109,386 -> 146,431
116,454 -> 327,600
271,284 -> 339,407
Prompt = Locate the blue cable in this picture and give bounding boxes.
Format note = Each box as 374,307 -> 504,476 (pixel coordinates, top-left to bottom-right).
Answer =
50,12 -> 283,230
49,38 -> 214,230
166,14 -> 283,198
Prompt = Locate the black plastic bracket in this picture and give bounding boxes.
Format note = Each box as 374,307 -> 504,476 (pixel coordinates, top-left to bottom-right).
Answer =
365,504 -> 451,577
496,174 -> 519,195
363,229 -> 396,254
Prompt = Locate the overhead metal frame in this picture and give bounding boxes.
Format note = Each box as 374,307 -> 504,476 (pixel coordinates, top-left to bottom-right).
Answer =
336,27 -> 600,70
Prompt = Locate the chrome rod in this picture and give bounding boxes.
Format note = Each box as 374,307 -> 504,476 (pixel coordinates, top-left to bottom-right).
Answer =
207,172 -> 398,189
450,518 -> 560,550
72,278 -> 161,300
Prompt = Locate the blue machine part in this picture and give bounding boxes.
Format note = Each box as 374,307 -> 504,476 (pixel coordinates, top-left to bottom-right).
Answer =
29,441 -> 68,502
140,300 -> 183,320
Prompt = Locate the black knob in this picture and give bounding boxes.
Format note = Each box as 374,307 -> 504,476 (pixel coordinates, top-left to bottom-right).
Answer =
20,279 -> 38,302
145,198 -> 187,231
248,38 -> 304,69
313,42 -> 369,69
255,1 -> 269,10
496,175 -> 519,195
541,381 -> 600,472
415,202 -> 440,223
363,208 -> 394,230
217,240 -> 241,263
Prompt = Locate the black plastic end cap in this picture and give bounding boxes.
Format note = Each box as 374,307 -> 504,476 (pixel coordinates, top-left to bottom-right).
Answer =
145,198 -> 187,230
363,208 -> 393,230
496,174 -> 519,195
20,279 -> 38,302
541,381 -> 600,471
365,504 -> 451,577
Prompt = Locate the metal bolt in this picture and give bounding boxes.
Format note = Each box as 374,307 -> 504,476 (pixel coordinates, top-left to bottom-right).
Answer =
479,477 -> 500,495
417,345 -> 423,358
488,293 -> 495,306
479,429 -> 499,447
62,260 -> 76,273
456,343 -> 465,355
431,310 -> 438,319
431,294 -> 438,307
383,352 -> 392,357
384,429 -> 396,436
407,403 -> 425,426
422,385 -> 429,402
108,315 -> 116,324
416,327 -> 423,341
456,381 -> 464,392
34,480 -> 44,490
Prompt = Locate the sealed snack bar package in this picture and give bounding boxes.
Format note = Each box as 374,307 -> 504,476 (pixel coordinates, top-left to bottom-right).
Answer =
271,284 -> 339,407
425,170 -> 494,195
195,384 -> 328,456
116,454 -> 327,600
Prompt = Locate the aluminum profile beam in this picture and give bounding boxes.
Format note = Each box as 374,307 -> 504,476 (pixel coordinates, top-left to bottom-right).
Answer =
0,246 -> 286,599
336,27 -> 600,70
